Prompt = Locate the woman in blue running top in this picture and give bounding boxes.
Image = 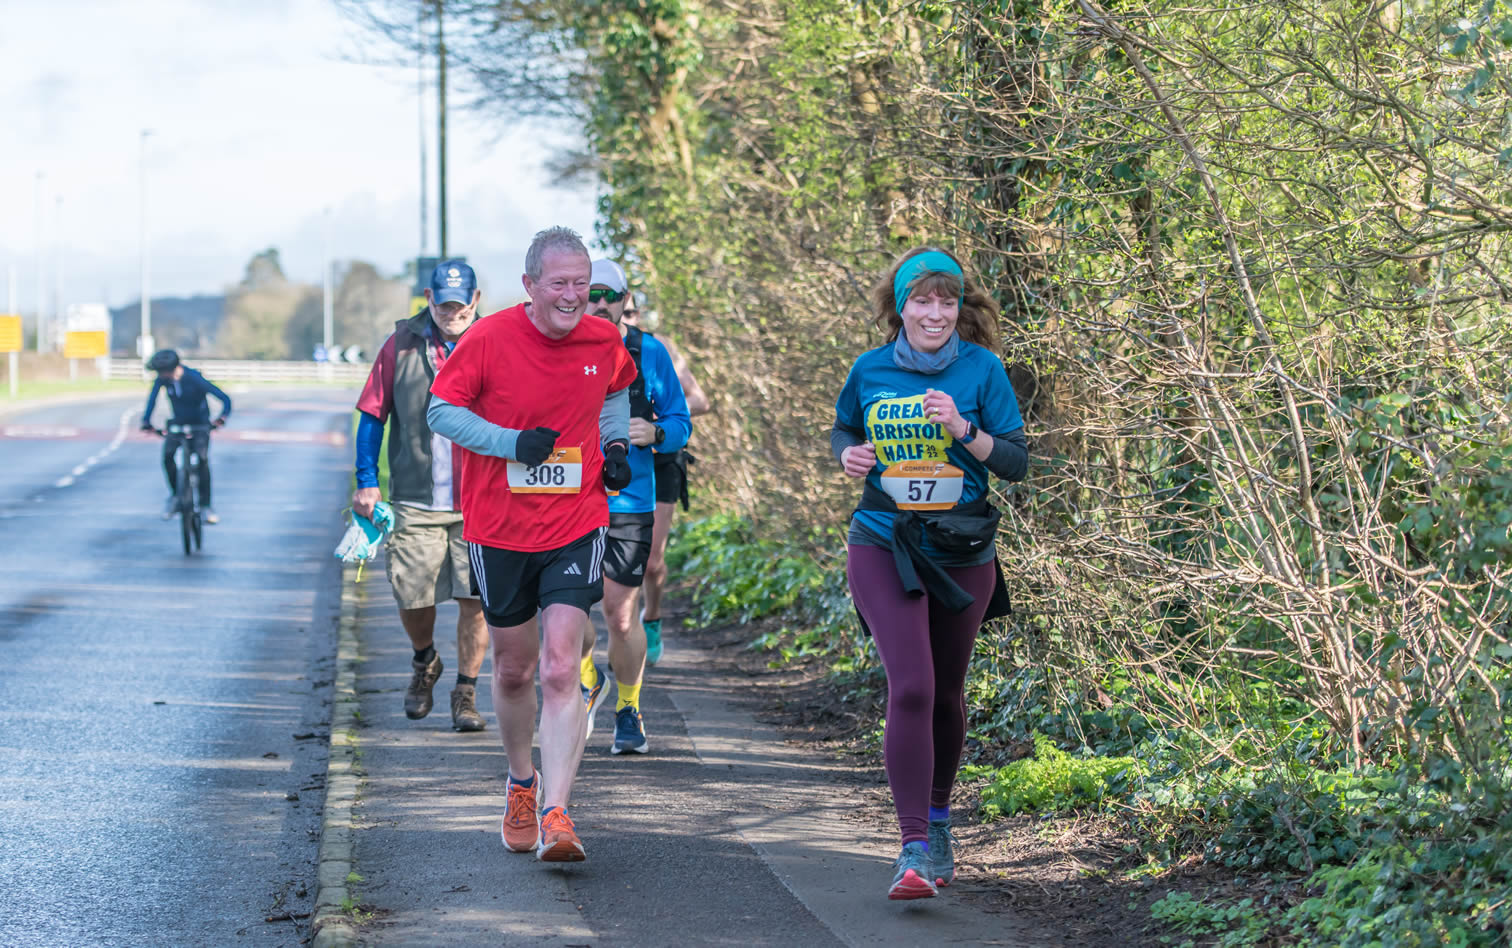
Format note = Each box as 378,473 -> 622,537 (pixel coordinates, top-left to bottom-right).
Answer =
832,246 -> 1028,900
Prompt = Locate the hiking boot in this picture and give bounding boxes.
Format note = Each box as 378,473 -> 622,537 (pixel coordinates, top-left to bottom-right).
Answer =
404,652 -> 443,720
501,771 -> 540,853
611,705 -> 648,755
929,819 -> 957,886
581,664 -> 610,741
643,617 -> 663,666
889,842 -> 937,900
450,684 -> 486,732
536,806 -> 585,862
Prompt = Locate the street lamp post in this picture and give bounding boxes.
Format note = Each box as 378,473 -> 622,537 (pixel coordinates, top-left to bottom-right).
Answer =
55,195 -> 65,370
139,129 -> 154,360
8,263 -> 17,397
34,171 -> 44,353
322,207 -> 333,362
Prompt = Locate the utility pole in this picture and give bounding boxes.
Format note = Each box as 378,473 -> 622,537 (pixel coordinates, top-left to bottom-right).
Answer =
437,0 -> 448,258
139,129 -> 154,359
418,1 -> 428,257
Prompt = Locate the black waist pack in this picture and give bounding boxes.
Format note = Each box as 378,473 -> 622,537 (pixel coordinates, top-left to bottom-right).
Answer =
853,482 -> 1013,628
918,502 -> 1001,557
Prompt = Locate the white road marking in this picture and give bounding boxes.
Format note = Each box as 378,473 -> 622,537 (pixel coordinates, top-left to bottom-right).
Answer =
3,425 -> 81,438
51,408 -> 135,490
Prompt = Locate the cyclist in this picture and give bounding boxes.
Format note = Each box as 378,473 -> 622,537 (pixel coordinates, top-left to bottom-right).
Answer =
353,260 -> 490,732
635,308 -> 710,664
832,247 -> 1027,899
578,260 -> 690,755
140,349 -> 231,524
427,227 -> 636,863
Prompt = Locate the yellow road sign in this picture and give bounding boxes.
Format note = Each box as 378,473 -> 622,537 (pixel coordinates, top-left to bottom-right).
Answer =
0,315 -> 21,353
63,331 -> 108,359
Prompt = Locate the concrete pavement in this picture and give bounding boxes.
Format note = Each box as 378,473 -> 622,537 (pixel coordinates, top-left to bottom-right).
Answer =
317,556 -> 1044,947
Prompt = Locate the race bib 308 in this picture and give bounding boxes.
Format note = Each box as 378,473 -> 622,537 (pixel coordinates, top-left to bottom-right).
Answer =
507,447 -> 583,494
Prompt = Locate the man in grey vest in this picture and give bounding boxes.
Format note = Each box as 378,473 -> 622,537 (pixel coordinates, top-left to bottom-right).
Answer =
352,260 -> 490,732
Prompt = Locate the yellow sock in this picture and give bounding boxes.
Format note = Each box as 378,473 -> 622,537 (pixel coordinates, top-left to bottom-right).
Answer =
616,680 -> 641,711
580,652 -> 597,689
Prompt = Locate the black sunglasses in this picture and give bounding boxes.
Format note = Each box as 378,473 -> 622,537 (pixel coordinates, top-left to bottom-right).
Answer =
588,288 -> 625,303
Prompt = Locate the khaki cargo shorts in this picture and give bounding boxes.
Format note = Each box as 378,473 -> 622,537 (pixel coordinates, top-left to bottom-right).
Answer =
385,504 -> 476,610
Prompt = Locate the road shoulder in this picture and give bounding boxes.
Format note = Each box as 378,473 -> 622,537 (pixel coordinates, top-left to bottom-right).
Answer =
310,565 -> 363,948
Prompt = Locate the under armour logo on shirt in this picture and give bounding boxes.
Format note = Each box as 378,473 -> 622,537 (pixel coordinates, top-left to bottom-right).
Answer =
584,365 -> 597,375
563,563 -> 582,576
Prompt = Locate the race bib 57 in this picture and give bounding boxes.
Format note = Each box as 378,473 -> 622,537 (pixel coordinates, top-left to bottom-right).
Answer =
880,460 -> 964,510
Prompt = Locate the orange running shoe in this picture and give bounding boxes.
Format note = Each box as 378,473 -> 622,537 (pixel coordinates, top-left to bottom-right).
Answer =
500,771 -> 540,853
536,806 -> 586,862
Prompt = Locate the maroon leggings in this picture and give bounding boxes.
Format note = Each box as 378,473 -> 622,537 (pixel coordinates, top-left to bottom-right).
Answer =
847,543 -> 995,845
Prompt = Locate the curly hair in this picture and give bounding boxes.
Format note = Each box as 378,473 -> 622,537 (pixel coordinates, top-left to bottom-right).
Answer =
870,246 -> 1001,353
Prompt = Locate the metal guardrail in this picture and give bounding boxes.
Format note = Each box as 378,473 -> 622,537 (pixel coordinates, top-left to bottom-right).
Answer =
106,359 -> 370,384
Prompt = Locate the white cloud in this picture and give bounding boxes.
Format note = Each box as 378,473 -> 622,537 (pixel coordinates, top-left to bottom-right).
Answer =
0,0 -> 597,315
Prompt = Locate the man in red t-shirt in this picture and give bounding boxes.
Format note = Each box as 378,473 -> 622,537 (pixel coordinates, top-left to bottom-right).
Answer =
428,226 -> 636,864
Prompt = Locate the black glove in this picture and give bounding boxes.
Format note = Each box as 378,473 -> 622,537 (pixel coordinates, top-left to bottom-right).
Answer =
212,416 -> 228,429
514,427 -> 560,466
602,440 -> 632,491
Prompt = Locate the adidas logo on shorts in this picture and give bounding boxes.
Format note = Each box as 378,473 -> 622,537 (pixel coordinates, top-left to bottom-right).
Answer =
563,563 -> 582,576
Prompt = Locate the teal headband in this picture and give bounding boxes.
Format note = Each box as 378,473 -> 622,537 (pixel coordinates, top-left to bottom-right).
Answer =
893,250 -> 964,316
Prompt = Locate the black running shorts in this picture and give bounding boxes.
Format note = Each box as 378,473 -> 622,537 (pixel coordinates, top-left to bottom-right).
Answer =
468,527 -> 606,627
603,512 -> 655,587
653,451 -> 685,505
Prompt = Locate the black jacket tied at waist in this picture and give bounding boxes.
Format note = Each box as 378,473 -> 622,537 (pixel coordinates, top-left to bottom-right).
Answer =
855,481 -> 1012,623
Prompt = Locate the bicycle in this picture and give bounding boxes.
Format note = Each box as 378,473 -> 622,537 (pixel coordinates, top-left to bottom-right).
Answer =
148,421 -> 217,555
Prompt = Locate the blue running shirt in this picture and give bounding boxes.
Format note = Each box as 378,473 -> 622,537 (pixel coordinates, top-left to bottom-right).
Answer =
834,339 -> 1022,558
610,332 -> 691,515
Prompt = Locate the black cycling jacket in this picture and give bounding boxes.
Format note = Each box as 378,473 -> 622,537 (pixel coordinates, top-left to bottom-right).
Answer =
143,368 -> 232,425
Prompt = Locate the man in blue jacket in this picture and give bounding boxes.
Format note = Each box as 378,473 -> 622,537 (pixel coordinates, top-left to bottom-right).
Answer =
140,349 -> 231,523
579,260 -> 691,755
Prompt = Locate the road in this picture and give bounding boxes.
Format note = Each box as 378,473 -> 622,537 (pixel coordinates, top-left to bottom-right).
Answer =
0,388 -> 1039,947
0,389 -> 356,946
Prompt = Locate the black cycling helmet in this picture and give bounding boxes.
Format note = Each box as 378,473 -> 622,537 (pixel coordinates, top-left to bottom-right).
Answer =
146,349 -> 180,372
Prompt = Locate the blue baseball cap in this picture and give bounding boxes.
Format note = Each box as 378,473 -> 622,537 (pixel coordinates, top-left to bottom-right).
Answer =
428,260 -> 477,305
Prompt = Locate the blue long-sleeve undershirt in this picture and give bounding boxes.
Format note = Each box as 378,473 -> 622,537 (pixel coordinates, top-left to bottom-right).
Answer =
426,389 -> 631,460
355,411 -> 385,489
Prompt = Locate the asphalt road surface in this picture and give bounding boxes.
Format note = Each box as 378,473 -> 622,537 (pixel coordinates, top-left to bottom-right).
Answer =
0,389 -> 356,945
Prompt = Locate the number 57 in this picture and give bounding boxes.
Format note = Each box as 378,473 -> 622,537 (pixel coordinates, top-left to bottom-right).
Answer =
907,480 -> 935,502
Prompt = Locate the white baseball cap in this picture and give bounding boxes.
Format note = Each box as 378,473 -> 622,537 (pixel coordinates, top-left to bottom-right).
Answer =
590,259 -> 628,293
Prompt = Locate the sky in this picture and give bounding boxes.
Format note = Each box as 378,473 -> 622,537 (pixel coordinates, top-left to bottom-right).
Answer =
0,0 -> 598,320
